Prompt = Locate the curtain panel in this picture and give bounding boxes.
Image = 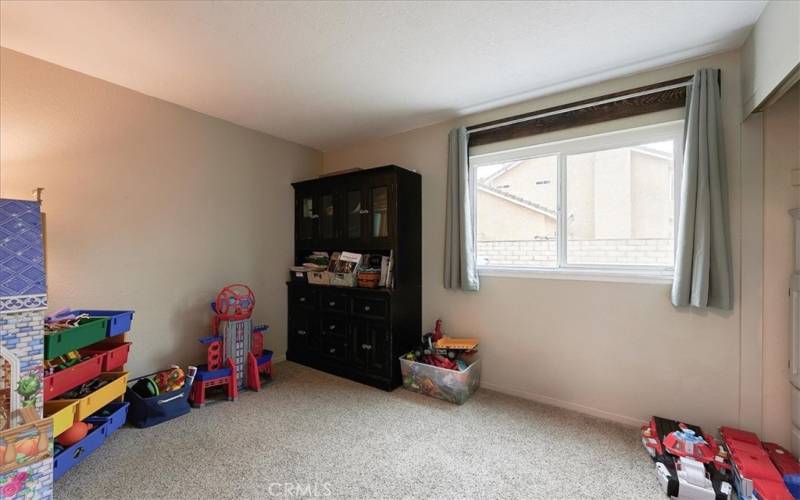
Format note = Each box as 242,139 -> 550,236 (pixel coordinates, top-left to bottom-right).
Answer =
671,68 -> 734,310
444,127 -> 480,291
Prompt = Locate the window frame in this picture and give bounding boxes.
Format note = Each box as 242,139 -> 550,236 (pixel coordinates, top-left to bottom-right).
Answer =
470,120 -> 684,282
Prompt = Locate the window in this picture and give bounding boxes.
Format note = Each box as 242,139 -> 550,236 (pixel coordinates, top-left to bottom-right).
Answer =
471,121 -> 682,278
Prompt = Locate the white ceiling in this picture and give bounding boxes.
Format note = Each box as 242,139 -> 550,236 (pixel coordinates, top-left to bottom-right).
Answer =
0,1 -> 765,151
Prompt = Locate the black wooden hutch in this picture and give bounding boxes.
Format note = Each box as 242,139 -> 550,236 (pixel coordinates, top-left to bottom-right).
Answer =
287,165 -> 421,390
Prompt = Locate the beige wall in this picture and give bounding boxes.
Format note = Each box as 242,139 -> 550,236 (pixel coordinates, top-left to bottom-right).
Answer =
762,84 -> 800,447
324,51 -> 753,433
741,0 -> 800,115
0,48 -> 322,377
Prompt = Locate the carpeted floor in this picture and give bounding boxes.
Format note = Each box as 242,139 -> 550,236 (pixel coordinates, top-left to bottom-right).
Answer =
55,361 -> 664,499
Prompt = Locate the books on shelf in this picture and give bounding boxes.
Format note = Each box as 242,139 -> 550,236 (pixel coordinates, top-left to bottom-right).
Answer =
296,250 -> 395,288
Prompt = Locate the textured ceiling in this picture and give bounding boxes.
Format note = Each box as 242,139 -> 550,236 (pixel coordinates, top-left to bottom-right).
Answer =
0,1 -> 765,150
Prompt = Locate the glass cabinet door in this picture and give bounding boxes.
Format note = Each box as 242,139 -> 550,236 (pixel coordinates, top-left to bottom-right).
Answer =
297,194 -> 316,241
370,186 -> 389,238
346,189 -> 364,241
319,193 -> 336,241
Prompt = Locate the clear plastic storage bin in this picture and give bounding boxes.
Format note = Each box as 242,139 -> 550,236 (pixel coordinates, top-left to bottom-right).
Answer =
399,355 -> 481,404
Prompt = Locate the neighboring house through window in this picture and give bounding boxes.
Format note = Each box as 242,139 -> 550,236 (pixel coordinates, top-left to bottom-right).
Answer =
471,121 -> 682,278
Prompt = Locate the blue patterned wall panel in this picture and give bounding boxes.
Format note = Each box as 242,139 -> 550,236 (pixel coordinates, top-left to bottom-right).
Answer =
0,199 -> 46,298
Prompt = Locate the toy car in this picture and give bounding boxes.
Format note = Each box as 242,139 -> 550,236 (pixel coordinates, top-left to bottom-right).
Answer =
642,416 -> 733,500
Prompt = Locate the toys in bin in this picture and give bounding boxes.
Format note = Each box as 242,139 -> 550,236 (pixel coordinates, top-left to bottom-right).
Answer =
44,308 -> 89,333
190,284 -> 274,407
43,351 -> 87,376
403,320 -> 478,371
130,366 -> 190,399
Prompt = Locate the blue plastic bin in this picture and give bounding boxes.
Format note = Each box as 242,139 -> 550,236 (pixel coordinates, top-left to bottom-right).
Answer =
53,420 -> 109,480
74,309 -> 134,337
125,372 -> 192,428
86,402 -> 130,434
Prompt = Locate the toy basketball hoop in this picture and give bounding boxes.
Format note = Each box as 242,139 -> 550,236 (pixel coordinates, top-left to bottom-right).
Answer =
215,284 -> 255,321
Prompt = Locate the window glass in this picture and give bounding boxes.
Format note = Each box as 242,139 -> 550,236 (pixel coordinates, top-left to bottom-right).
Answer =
476,156 -> 558,267
472,121 -> 681,274
566,141 -> 675,267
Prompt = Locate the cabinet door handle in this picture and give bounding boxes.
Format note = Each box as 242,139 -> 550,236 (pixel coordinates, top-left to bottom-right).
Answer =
310,214 -> 319,219
297,330 -> 307,336
329,348 -> 336,354
364,305 -> 371,312
362,344 -> 372,350
359,209 -> 369,214
299,297 -> 306,303
329,301 -> 336,307
329,324 -> 336,330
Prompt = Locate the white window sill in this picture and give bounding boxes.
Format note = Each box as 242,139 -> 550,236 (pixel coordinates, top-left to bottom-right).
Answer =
477,266 -> 673,285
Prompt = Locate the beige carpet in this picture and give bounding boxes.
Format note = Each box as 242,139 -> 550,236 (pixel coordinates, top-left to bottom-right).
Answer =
55,361 -> 664,499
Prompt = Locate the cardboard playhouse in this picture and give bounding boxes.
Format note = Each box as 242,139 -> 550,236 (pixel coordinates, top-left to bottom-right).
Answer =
0,199 -> 53,499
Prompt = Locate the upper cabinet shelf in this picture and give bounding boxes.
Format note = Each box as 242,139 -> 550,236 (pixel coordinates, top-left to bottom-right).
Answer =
293,166 -> 412,252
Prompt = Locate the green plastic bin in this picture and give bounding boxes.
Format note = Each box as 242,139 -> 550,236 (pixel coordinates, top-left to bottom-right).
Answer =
45,317 -> 108,360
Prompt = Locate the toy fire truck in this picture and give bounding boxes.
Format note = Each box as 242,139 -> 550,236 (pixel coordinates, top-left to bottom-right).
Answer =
719,426 -> 797,500
642,416 -> 733,500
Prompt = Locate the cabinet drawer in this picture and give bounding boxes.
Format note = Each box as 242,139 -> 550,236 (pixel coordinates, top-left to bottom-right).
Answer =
351,296 -> 388,319
289,314 -> 318,352
320,290 -> 349,313
291,287 -> 317,309
320,315 -> 346,337
321,335 -> 348,363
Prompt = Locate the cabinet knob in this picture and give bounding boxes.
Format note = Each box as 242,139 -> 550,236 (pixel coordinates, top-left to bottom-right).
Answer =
329,301 -> 336,306
329,324 -> 336,330
297,330 -> 307,336
299,297 -> 306,302
359,209 -> 369,214
329,348 -> 336,354
362,344 -> 372,350
364,305 -> 371,312
310,214 -> 319,219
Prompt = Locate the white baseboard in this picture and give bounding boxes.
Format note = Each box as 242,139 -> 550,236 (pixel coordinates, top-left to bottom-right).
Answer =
480,381 -> 646,428
272,354 -> 286,363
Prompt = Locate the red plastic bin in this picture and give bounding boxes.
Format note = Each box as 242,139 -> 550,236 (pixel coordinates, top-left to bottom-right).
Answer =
81,342 -> 131,371
43,354 -> 103,402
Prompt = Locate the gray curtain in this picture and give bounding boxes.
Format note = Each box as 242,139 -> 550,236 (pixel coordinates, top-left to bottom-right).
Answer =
444,127 -> 479,291
671,68 -> 733,310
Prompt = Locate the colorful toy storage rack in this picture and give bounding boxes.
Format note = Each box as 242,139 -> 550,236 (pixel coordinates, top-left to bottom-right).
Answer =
42,310 -> 134,481
0,199 -> 54,499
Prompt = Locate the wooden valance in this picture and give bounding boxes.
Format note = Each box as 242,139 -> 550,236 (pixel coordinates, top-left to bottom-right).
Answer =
467,75 -> 694,148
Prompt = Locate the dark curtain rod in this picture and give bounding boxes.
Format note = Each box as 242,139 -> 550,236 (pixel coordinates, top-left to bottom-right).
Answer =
466,72 -> 721,148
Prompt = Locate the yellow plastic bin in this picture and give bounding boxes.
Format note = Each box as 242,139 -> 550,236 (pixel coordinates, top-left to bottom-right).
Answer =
50,372 -> 128,421
399,355 -> 481,404
44,400 -> 79,437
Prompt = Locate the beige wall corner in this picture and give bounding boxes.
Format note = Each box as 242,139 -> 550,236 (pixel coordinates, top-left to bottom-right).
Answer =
762,84 -> 800,448
740,111 -> 764,435
741,0 -> 800,115
0,47 -> 322,376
